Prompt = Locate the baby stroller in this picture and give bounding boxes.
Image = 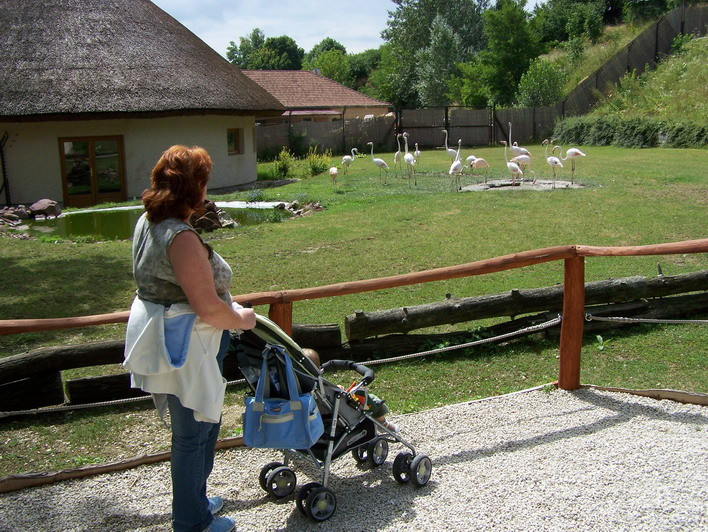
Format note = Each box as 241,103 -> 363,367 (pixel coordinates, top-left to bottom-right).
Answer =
231,314 -> 432,522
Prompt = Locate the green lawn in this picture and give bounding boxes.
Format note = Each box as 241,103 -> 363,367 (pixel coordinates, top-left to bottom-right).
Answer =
0,143 -> 705,476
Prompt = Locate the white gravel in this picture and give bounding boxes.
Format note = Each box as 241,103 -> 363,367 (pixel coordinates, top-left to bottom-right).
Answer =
1,388 -> 706,532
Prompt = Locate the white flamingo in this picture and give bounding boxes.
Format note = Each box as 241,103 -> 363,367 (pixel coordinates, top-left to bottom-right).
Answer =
328,166 -> 338,185
341,148 -> 359,174
403,132 -> 417,186
472,157 -> 491,183
465,154 -> 477,172
442,129 -> 458,160
510,153 -> 533,183
559,145 -> 587,184
542,139 -> 563,189
449,139 -> 464,190
501,140 -> 523,186
393,134 -> 403,176
508,122 -> 531,157
367,141 -> 389,184
414,142 -> 421,163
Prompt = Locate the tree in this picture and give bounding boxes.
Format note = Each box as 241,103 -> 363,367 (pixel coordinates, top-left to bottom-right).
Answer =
226,28 -> 265,68
349,48 -> 382,89
365,43 -> 418,106
376,0 -> 489,106
480,0 -> 541,107
515,58 -> 566,106
248,36 -> 304,70
415,15 -> 462,106
304,38 -> 347,66
311,49 -> 354,87
448,58 -> 493,107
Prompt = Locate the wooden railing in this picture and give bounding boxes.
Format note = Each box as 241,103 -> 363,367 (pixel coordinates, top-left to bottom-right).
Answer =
2,239 -> 706,391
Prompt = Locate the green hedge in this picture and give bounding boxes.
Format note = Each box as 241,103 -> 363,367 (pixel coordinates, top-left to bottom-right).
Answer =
553,115 -> 708,148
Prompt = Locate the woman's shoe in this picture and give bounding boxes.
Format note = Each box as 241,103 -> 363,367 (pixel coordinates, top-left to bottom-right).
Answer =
208,496 -> 224,515
205,516 -> 235,532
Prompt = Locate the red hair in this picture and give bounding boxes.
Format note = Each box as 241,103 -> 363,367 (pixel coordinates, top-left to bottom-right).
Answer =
142,145 -> 212,223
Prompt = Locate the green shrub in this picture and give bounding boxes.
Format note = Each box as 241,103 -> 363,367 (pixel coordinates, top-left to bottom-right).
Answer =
272,148 -> 294,179
515,58 -> 566,107
553,115 -> 706,148
306,146 -> 333,176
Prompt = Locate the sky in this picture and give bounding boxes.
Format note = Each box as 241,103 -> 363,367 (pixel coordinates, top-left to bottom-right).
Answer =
152,0 -> 543,59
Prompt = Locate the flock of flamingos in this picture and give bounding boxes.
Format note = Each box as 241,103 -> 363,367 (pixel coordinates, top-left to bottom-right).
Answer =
329,121 -> 587,190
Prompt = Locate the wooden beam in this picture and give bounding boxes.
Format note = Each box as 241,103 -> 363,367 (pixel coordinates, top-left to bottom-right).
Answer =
268,302 -> 293,336
559,256 -> 585,390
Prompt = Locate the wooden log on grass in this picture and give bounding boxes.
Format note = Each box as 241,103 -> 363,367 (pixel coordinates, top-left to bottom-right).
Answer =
344,271 -> 708,341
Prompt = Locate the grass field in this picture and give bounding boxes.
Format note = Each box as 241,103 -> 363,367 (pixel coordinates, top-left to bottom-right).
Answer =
0,143 -> 705,476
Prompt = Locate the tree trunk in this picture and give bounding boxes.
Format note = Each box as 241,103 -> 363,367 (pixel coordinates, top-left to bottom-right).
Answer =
344,271 -> 707,341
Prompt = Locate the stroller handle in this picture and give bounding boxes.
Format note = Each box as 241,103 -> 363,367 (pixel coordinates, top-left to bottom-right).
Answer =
321,359 -> 375,386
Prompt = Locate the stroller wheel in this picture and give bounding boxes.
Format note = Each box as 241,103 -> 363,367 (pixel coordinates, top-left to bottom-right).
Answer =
265,466 -> 297,498
258,462 -> 284,492
409,454 -> 432,488
352,446 -> 368,464
367,438 -> 389,467
296,482 -> 322,517
393,451 -> 413,484
305,486 -> 337,521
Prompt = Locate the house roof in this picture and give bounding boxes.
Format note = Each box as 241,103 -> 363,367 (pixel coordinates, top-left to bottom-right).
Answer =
0,0 -> 284,121
242,70 -> 390,110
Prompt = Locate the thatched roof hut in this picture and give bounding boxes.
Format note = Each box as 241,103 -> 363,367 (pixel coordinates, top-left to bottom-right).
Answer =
0,0 -> 284,120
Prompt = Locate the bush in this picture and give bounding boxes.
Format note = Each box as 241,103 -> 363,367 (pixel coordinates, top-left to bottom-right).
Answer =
516,58 -> 566,107
306,146 -> 332,176
624,0 -> 668,23
553,115 -> 707,148
272,148 -> 294,179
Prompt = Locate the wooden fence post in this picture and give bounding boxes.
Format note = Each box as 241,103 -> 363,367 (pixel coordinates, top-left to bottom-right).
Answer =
559,256 -> 585,390
268,302 -> 293,336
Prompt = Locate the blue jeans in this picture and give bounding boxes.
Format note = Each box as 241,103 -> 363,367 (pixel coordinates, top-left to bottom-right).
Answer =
167,330 -> 230,532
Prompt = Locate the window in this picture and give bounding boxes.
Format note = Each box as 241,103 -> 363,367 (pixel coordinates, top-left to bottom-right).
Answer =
227,128 -> 243,155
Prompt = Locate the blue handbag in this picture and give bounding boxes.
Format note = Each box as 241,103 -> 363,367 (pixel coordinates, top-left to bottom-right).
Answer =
243,345 -> 324,449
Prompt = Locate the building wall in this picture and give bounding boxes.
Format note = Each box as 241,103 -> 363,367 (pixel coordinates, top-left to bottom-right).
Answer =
1,114 -> 257,206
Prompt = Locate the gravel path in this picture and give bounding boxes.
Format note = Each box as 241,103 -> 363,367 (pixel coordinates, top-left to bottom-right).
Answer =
1,388 -> 706,531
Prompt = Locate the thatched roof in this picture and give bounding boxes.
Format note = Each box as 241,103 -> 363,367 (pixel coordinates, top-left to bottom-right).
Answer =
242,70 -> 391,110
0,0 -> 284,120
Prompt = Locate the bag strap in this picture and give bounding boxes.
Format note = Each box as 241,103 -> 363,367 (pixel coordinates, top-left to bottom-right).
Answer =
254,344 -> 300,402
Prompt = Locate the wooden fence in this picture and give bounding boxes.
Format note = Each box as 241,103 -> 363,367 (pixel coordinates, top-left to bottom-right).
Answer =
2,238 -> 706,406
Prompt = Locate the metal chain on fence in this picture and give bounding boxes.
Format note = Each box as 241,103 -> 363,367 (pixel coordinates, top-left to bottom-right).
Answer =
585,314 -> 708,325
0,316 -> 563,419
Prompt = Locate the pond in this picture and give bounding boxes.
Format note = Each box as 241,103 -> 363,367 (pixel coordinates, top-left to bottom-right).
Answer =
20,202 -> 290,241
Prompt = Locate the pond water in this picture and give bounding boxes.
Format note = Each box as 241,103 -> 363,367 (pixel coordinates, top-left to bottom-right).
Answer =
21,203 -> 290,241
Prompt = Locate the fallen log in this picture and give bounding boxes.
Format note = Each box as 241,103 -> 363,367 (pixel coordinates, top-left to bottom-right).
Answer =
344,271 -> 708,341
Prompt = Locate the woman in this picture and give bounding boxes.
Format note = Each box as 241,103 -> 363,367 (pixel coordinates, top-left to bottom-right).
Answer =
124,145 -> 255,532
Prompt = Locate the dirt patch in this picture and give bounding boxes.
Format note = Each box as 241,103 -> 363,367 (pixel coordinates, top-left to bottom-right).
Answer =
461,178 -> 585,191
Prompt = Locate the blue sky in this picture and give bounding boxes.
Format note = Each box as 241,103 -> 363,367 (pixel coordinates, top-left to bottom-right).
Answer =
152,0 -> 543,58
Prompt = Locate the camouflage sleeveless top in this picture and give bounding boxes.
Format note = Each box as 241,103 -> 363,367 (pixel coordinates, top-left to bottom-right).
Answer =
131,213 -> 233,306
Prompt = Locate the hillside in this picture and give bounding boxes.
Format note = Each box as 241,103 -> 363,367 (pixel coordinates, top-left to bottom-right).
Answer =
591,35 -> 708,121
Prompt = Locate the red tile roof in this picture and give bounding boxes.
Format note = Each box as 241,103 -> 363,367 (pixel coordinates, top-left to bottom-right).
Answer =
242,70 -> 390,110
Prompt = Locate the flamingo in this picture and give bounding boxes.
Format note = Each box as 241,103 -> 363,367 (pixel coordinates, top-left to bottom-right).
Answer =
501,140 -> 523,186
403,132 -> 417,186
508,122 -> 531,157
510,153 -> 533,183
559,145 -> 587,184
449,139 -> 464,190
414,142 -> 421,163
367,141 -> 389,183
328,166 -> 338,185
465,154 -> 477,172
341,148 -> 359,174
442,129 -> 458,160
542,139 -> 563,189
472,158 -> 490,183
393,134 -> 403,176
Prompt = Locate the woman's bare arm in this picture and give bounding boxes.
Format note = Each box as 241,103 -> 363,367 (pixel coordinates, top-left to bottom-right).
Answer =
169,230 -> 256,330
